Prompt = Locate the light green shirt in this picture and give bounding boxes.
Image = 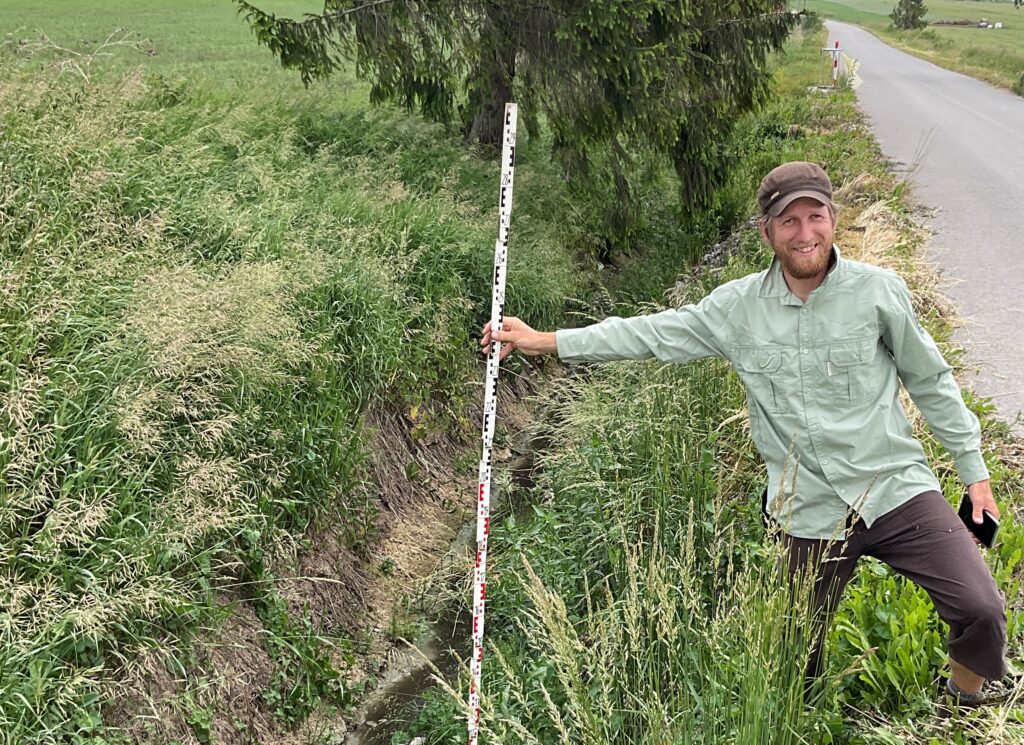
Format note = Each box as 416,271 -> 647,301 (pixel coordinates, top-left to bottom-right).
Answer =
555,247 -> 988,539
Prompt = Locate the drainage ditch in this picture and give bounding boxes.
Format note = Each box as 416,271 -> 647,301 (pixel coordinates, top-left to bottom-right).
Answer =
345,446 -> 540,745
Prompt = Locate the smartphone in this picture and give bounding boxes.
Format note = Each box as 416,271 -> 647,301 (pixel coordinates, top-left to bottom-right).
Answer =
958,493 -> 1000,548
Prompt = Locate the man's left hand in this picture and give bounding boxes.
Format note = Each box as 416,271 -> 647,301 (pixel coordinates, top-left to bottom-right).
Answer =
967,479 -> 999,547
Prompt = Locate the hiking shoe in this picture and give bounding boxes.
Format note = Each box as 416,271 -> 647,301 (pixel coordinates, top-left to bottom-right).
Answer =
937,677 -> 1011,714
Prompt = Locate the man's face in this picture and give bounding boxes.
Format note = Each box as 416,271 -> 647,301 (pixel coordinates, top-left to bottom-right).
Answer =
760,197 -> 835,281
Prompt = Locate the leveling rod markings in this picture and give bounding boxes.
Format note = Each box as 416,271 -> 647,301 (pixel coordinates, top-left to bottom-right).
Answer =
469,102 -> 517,745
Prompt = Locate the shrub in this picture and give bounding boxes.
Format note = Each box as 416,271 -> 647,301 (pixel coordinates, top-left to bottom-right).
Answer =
890,0 -> 929,30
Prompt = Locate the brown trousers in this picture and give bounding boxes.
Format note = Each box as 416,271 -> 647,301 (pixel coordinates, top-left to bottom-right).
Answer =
783,490 -> 1008,682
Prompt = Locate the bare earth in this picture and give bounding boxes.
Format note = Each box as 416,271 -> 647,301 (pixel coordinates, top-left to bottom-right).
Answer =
827,20 -> 1024,434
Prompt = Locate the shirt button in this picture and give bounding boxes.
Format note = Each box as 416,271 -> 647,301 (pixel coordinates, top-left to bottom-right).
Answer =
822,458 -> 829,465
802,348 -> 809,355
840,489 -> 846,495
810,425 -> 818,431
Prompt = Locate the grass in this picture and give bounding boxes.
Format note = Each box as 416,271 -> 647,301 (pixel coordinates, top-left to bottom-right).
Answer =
456,356 -> 829,744
3,4 -> 1020,743
1,0 -> 327,82
398,20 -> 1024,745
0,2 -> 710,743
803,0 -> 1024,92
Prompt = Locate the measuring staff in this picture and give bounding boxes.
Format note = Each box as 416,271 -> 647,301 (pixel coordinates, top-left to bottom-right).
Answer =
469,102 -> 517,745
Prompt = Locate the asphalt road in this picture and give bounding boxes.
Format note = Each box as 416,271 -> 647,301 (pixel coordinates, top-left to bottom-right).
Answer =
825,21 -> 1024,435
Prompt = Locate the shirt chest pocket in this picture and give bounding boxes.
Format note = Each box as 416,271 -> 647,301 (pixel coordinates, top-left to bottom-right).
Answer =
828,337 -> 882,407
734,348 -> 787,414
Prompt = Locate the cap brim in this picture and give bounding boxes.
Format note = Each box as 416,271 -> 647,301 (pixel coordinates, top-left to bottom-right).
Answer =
765,189 -> 831,217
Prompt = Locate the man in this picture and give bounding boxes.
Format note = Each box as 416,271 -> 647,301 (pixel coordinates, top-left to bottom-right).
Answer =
480,162 -> 1007,704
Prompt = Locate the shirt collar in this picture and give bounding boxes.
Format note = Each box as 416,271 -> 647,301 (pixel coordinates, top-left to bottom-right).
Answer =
759,244 -> 843,304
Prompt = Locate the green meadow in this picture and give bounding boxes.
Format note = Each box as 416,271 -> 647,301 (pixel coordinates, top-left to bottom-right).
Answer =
2,1 -> 325,80
803,0 -> 1024,92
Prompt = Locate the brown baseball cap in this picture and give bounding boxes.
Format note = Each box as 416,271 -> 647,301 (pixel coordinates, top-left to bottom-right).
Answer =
757,161 -> 833,217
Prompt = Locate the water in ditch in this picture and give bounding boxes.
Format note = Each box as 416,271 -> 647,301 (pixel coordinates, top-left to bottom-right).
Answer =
345,450 -> 537,745
344,607 -> 470,745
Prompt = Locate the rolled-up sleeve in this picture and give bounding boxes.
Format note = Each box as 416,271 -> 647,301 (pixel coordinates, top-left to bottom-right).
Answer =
555,287 -> 732,364
881,276 -> 989,485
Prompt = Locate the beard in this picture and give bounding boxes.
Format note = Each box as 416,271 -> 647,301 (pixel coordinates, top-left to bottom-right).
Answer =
775,242 -> 832,280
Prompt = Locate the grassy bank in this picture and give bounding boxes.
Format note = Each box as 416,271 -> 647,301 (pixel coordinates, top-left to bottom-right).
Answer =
0,62 -> 551,744
0,2 -> 729,743
401,21 -> 1024,744
805,0 -> 1024,93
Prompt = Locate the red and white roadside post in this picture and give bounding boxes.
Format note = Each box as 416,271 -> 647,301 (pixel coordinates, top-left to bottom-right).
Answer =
468,102 -> 517,745
822,39 -> 842,87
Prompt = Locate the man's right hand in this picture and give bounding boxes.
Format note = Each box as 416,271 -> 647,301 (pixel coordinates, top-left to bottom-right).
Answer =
480,316 -> 557,360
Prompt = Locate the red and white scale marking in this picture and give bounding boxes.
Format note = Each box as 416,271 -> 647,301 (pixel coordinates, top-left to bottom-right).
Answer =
468,102 -> 517,745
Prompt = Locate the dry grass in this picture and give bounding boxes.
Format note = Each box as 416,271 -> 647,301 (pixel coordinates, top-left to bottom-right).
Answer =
0,50 -> 572,741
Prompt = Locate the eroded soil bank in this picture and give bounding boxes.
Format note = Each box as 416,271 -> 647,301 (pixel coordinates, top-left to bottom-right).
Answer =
105,370 -> 545,744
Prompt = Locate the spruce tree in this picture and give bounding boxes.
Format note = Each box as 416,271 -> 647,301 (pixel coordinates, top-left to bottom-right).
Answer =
237,1 -> 800,225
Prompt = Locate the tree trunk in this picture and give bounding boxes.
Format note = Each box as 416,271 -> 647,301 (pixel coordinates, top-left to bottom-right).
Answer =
465,7 -> 516,147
